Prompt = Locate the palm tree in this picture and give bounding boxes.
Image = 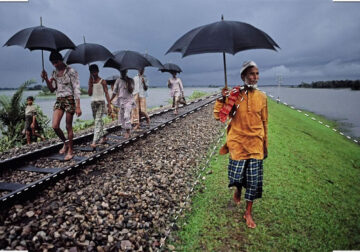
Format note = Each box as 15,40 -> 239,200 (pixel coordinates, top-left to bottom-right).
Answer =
0,79 -> 35,144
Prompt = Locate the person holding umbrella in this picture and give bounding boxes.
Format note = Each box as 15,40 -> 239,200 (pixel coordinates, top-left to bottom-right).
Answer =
213,61 -> 268,229
88,64 -> 112,148
110,70 -> 135,139
167,71 -> 184,115
132,68 -> 150,130
41,51 -> 82,161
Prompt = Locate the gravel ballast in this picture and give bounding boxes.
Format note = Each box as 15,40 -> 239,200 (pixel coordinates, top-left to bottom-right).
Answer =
0,104 -> 224,251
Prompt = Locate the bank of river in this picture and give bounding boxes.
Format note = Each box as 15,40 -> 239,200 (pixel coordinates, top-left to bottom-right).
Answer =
261,86 -> 360,139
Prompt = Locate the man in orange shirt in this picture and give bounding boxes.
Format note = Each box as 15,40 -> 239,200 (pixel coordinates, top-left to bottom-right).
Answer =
214,61 -> 268,229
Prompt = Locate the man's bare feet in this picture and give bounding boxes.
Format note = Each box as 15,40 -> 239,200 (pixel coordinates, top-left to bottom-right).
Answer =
98,137 -> 107,144
133,124 -> 140,130
243,213 -> 256,229
64,152 -> 74,161
124,132 -> 130,139
90,143 -> 97,149
233,188 -> 241,204
59,143 -> 68,154
174,110 -> 178,115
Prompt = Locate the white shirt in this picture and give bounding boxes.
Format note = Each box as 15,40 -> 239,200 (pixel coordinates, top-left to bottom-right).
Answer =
133,74 -> 148,98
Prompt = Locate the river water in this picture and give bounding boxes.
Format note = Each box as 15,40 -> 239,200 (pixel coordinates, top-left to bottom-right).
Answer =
1,86 -> 359,139
261,86 -> 360,139
0,87 -> 220,129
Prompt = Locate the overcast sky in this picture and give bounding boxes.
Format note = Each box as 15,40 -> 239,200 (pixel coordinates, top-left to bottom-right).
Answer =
0,0 -> 360,88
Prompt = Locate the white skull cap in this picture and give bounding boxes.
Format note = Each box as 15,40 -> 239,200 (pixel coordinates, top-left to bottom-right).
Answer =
240,61 -> 257,76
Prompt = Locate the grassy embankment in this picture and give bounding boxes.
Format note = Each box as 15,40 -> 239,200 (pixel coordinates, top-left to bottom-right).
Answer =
172,98 -> 360,251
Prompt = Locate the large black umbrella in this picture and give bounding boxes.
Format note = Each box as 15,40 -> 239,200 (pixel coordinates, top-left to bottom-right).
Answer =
3,17 -> 75,70
159,63 -> 182,73
143,53 -> 164,68
103,50 -> 152,71
166,16 -> 279,88
64,37 -> 113,65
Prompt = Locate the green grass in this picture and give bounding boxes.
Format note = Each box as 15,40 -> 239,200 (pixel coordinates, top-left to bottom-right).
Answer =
172,99 -> 360,252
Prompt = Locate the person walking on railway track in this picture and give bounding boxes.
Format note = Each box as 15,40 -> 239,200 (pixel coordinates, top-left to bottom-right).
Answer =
132,68 -> 150,130
213,61 -> 268,229
110,70 -> 135,138
167,71 -> 184,115
88,64 -> 112,148
41,51 -> 82,161
24,96 -> 45,144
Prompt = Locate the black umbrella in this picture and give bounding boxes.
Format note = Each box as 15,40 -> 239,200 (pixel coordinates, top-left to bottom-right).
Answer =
143,53 -> 164,68
103,50 -> 152,71
166,16 -> 279,88
159,63 -> 182,73
64,37 -> 113,65
3,17 -> 75,71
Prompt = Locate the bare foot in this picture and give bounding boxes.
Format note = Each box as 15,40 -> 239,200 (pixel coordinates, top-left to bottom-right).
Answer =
133,124 -> 140,131
98,137 -> 107,144
124,132 -> 130,139
59,144 -> 68,154
64,152 -> 74,161
233,188 -> 241,204
146,117 -> 150,125
90,143 -> 97,149
243,213 -> 256,229
174,110 -> 178,115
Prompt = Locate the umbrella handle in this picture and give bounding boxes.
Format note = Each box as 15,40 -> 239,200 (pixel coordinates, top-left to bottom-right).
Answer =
41,49 -> 44,82
223,52 -> 227,89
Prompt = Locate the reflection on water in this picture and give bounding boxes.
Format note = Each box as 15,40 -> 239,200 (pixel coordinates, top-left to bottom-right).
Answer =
260,86 -> 360,138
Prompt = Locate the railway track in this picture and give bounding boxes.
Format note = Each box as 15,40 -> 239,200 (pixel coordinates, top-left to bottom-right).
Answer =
0,94 -> 219,209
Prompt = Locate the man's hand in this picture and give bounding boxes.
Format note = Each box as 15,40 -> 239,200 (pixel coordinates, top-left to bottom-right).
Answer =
75,107 -> 82,117
41,71 -> 48,81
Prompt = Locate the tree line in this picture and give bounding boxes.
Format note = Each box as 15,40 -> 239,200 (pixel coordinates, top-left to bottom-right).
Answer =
297,80 -> 360,90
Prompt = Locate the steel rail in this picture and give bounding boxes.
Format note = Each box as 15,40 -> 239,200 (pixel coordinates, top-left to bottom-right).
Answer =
0,94 -> 220,209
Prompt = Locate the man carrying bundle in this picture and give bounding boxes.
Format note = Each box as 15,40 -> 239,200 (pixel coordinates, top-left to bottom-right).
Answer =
213,61 -> 268,229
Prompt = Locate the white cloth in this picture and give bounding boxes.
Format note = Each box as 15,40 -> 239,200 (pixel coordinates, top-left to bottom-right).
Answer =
168,77 -> 184,97
133,74 -> 148,98
113,78 -> 135,108
91,78 -> 105,102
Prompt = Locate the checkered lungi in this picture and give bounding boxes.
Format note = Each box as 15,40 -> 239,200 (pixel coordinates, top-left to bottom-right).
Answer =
228,158 -> 263,201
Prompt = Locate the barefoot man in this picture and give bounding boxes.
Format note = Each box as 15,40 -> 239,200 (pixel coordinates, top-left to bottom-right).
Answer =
41,51 -> 82,161
213,61 -> 268,228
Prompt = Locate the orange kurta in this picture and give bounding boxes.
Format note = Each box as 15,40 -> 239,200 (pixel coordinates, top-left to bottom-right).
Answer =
214,89 -> 268,160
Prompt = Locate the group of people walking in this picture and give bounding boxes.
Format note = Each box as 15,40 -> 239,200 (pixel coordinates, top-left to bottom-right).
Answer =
39,51 -> 185,160
38,50 -> 266,230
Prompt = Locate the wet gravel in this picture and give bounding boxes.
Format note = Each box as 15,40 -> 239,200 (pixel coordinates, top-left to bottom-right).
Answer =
0,104 -> 223,251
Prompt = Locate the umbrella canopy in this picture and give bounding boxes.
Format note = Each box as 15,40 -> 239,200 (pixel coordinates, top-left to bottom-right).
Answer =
64,42 -> 113,65
103,50 -> 152,71
159,63 -> 182,73
4,25 -> 75,51
3,18 -> 75,71
166,16 -> 279,88
143,53 -> 164,68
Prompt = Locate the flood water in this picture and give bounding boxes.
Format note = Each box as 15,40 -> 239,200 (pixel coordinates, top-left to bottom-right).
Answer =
1,86 -> 359,139
0,87 -> 219,129
260,86 -> 360,139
